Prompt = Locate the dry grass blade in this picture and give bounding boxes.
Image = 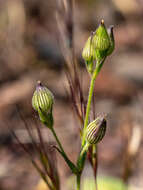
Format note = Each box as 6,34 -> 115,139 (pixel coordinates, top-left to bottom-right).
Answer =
9,105 -> 60,190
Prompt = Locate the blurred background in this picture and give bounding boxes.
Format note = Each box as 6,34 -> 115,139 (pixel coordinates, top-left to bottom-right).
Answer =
0,0 -> 143,190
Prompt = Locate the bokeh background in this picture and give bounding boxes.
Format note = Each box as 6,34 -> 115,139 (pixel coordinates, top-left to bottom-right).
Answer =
0,0 -> 143,190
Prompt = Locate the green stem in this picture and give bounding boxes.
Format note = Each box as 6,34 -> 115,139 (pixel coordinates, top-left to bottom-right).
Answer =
50,127 -> 78,174
76,174 -> 81,190
51,127 -> 65,154
77,142 -> 90,172
80,142 -> 90,157
82,58 -> 106,146
91,145 -> 98,178
82,69 -> 98,146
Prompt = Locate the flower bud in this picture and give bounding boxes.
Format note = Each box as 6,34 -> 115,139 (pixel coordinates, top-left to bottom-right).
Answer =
82,36 -> 96,62
92,20 -> 110,51
91,20 -> 111,64
82,35 -> 96,74
86,115 -> 106,144
82,20 -> 115,73
32,81 -> 54,127
32,81 -> 54,113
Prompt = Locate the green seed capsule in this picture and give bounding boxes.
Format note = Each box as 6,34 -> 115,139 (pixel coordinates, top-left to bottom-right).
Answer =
32,81 -> 54,128
82,36 -> 96,62
82,35 -> 96,74
86,115 -> 106,144
32,81 -> 54,113
92,20 -> 110,51
95,49 -> 107,65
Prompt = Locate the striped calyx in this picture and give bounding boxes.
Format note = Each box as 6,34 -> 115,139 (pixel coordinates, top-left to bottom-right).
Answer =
32,81 -> 54,114
86,115 -> 106,144
82,35 -> 96,74
82,20 -> 115,73
92,20 -> 110,51
82,36 -> 96,62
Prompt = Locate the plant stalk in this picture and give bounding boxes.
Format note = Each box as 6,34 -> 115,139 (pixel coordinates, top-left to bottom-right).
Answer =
51,127 -> 65,154
76,173 -> 81,190
77,142 -> 90,173
82,58 -> 106,146
50,127 -> 78,174
82,69 -> 98,146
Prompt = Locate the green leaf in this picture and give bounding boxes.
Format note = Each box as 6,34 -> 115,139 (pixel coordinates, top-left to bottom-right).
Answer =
53,146 -> 78,174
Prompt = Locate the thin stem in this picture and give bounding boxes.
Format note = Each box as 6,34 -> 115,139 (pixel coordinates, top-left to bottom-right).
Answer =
80,142 -> 90,157
82,58 -> 106,146
50,127 -> 78,174
77,142 -> 90,172
51,127 -> 65,154
82,69 -> 98,146
76,174 -> 81,190
95,147 -> 98,190
93,145 -> 98,179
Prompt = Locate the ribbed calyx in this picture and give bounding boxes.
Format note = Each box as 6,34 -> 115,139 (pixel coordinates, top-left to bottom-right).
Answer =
82,20 -> 115,73
32,81 -> 54,113
32,81 -> 54,128
82,36 -> 96,62
82,35 -> 95,74
92,19 -> 110,51
86,115 -> 107,144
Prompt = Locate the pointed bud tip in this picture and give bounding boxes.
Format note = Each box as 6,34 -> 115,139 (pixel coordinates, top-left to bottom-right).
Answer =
37,80 -> 43,87
37,80 -> 42,85
36,81 -> 43,91
101,19 -> 104,25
